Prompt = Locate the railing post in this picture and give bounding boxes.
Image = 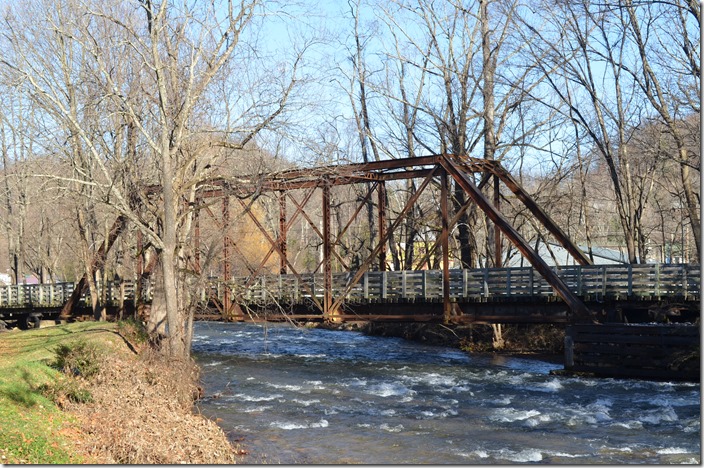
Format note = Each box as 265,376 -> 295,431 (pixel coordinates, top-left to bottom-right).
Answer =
627,264 -> 633,297
483,268 -> 489,298
529,268 -> 534,297
506,269 -> 511,296
381,271 -> 388,300
294,275 -> 300,303
577,266 -> 582,296
422,270 -> 428,299
401,270 -> 407,299
363,272 -> 369,300
602,266 -> 607,298
463,269 -> 468,298
683,264 -> 688,300
654,263 -> 660,298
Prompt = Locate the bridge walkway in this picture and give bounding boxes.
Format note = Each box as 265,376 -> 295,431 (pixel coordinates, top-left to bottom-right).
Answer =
0,263 -> 698,324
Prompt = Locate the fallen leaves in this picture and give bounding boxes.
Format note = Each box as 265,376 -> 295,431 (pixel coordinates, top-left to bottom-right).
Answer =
63,348 -> 244,464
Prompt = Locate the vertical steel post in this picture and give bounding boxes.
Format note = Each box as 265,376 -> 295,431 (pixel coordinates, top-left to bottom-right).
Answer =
279,191 -> 287,275
378,181 -> 387,271
494,174 -> 501,267
322,179 -> 333,319
222,195 -> 232,319
441,169 -> 451,322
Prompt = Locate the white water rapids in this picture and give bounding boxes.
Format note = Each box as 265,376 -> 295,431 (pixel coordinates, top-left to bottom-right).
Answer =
192,322 -> 700,464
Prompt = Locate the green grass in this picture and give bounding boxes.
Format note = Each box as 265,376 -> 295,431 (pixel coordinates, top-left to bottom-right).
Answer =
0,321 -> 120,464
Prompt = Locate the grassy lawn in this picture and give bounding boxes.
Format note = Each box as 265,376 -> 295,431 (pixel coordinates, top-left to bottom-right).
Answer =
0,321 -> 120,464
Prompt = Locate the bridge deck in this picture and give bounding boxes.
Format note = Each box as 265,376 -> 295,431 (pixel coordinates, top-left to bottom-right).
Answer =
0,264 -> 698,324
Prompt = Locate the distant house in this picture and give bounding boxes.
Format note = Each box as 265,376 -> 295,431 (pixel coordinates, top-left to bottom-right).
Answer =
23,275 -> 40,285
505,242 -> 646,267
0,273 -> 11,286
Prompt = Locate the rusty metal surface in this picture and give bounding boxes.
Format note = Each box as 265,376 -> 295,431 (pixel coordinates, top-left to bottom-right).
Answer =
440,169 -> 451,322
439,155 -> 592,321
139,153 -> 597,324
485,162 -> 592,266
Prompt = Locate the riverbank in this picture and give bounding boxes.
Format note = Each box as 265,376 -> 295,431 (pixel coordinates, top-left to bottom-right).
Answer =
315,321 -> 565,362
0,321 -> 243,464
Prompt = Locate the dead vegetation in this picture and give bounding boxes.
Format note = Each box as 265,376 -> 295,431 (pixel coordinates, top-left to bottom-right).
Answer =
358,322 -> 565,355
58,326 -> 244,464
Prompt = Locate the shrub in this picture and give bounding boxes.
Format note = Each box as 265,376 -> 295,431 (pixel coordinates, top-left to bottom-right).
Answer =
117,318 -> 149,350
39,378 -> 93,407
52,340 -> 105,379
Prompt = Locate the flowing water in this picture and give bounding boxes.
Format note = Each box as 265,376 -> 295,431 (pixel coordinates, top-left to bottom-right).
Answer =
192,321 -> 700,464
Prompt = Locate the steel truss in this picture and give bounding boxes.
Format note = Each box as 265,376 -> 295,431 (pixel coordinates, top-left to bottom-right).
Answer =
196,153 -> 593,323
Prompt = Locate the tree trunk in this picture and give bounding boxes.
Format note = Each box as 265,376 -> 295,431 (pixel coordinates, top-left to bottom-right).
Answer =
679,148 -> 701,260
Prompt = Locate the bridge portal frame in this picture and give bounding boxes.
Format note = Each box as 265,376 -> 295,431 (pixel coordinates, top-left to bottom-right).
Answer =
197,153 -> 593,323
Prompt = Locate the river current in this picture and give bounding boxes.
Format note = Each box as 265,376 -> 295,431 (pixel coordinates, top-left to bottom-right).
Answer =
192,321 -> 700,464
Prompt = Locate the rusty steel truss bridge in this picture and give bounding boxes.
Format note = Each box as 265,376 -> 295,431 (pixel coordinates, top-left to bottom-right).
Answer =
0,154 -> 700,327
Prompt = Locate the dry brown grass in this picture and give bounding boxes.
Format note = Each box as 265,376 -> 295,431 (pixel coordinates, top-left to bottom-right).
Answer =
63,333 -> 243,464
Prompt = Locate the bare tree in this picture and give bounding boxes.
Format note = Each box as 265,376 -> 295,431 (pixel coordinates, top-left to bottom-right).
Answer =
1,0 -> 305,358
524,0 -> 651,263
615,0 -> 700,259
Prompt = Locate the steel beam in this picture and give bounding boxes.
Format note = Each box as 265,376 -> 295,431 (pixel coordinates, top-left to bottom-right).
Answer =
222,195 -> 233,319
279,191 -> 287,275
439,155 -> 592,321
378,181 -> 387,271
322,180 -> 333,319
329,166 -> 439,313
485,162 -> 592,266
411,173 -> 492,272
235,196 -> 324,312
241,187 -> 317,288
440,169 -> 451,323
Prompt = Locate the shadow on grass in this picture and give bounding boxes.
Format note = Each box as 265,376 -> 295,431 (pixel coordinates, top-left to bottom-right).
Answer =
0,369 -> 46,408
82,328 -> 140,355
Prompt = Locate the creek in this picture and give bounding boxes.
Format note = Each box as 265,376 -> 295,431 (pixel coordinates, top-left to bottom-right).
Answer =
193,321 -> 700,464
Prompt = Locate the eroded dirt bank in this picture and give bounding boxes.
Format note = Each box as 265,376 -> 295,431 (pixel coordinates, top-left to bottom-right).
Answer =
62,328 -> 245,464
316,321 -> 565,359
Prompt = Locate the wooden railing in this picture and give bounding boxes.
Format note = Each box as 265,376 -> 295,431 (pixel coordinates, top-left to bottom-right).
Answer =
225,263 -> 700,305
0,281 -> 142,309
0,263 -> 699,310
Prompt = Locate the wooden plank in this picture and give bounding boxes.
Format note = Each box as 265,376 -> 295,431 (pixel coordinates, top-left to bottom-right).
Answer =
572,343 -> 687,357
566,323 -> 698,381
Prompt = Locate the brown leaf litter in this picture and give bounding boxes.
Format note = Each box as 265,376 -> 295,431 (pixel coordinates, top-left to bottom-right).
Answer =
63,345 -> 243,464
